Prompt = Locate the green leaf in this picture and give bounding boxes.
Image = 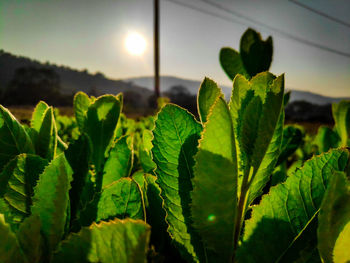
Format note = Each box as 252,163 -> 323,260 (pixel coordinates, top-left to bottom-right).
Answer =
52,218 -> 150,263
85,95 -> 121,175
35,107 -> 58,160
0,154 -> 48,229
277,125 -> 303,165
318,172 -> 350,263
332,100 -> 350,147
31,101 -> 49,132
229,73 -> 284,195
219,47 -> 249,80
313,126 -> 340,154
139,130 -> 156,173
102,135 -> 133,188
17,215 -> 43,263
31,154 -> 73,256
283,91 -> 291,106
247,110 -> 284,205
152,104 -> 204,262
0,105 -> 34,171
240,28 -> 273,77
0,214 -> 26,263
192,97 -> 237,262
73,92 -> 91,132
144,174 -> 170,250
333,222 -> 350,263
96,178 -> 145,222
237,148 -> 349,263
197,77 -> 223,124
64,134 -> 91,227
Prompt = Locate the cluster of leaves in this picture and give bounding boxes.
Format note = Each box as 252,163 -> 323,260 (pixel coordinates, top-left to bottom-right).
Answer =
0,93 -> 156,262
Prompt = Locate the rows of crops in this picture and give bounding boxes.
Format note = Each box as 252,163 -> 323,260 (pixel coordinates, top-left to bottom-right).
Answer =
0,29 -> 349,263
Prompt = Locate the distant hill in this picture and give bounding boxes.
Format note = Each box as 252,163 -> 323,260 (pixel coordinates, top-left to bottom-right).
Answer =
125,76 -> 350,105
0,50 -> 152,106
1,50 -> 348,107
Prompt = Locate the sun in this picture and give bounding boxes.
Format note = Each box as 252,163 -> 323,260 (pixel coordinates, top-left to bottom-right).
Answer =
124,32 -> 147,56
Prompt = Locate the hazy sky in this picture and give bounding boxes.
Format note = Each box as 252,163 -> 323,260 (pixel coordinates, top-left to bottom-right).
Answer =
1,0 -> 349,97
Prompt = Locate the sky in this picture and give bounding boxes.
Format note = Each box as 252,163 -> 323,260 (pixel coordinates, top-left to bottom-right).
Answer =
0,0 -> 349,97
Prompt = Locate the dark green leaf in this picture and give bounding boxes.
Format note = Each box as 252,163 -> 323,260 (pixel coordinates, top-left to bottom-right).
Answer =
240,28 -> 273,77
0,215 -> 26,263
65,134 -> 91,227
219,47 -> 249,80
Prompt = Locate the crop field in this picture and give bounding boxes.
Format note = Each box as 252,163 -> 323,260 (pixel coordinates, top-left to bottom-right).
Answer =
0,28 -> 349,263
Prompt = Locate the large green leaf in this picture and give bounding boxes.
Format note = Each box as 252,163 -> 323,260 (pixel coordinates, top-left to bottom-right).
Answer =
73,91 -> 92,132
35,107 -> 58,160
0,214 -> 26,263
239,28 -> 273,77
152,104 -> 204,262
197,77 -> 223,124
102,135 -> 133,188
237,148 -> 349,263
219,47 -> 249,80
31,154 -> 73,256
0,105 -> 34,171
52,218 -> 150,263
332,100 -> 350,147
0,154 -> 48,229
192,97 -> 237,262
84,95 -> 121,175
229,73 -> 284,196
96,178 -> 144,222
318,172 -> 350,263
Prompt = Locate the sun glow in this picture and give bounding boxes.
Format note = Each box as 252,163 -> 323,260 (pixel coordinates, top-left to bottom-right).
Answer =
124,32 -> 147,56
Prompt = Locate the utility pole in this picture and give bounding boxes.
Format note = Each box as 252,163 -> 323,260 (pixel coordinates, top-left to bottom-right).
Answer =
154,0 -> 160,98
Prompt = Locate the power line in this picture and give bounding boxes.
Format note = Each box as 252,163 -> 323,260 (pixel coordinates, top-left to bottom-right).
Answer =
164,0 -> 247,27
289,0 -> 350,28
198,0 -> 350,58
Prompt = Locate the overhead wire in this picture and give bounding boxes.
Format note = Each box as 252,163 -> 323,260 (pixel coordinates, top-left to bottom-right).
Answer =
166,0 -> 350,58
199,0 -> 350,58
288,0 -> 350,28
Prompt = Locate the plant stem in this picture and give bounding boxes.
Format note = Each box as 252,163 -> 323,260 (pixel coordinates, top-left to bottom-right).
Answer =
232,168 -> 253,263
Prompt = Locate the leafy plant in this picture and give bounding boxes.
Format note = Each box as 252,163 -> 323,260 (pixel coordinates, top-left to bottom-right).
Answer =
151,72 -> 350,262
